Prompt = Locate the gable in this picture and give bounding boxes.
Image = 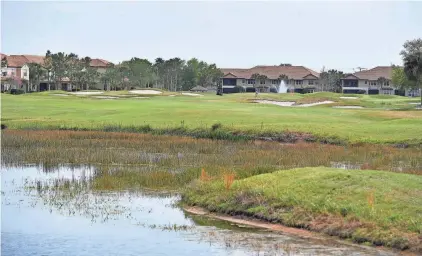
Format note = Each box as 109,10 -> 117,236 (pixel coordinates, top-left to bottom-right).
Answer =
343,74 -> 359,80
303,74 -> 318,79
223,73 -> 237,78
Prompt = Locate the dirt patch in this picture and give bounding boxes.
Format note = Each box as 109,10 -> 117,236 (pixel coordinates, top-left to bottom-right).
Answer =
376,111 -> 422,119
184,206 -> 315,238
128,90 -> 162,95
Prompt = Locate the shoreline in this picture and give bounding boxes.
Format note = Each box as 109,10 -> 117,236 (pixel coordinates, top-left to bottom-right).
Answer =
182,205 -> 417,256
1,127 -> 420,148
183,206 -> 416,256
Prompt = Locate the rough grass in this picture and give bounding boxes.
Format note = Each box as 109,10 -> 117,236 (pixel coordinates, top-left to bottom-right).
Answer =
182,167 -> 422,252
2,130 -> 422,191
2,92 -> 422,145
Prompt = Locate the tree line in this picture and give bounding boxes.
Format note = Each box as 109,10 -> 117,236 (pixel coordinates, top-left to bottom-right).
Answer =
24,51 -> 223,92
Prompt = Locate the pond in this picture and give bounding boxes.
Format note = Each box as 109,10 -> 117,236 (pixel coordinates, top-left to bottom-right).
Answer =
2,165 -> 399,256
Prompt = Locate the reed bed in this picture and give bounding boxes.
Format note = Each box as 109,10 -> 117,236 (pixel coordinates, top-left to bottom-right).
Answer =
2,130 -> 422,191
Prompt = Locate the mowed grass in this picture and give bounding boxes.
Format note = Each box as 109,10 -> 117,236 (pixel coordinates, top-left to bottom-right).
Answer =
2,92 -> 422,144
182,167 -> 422,251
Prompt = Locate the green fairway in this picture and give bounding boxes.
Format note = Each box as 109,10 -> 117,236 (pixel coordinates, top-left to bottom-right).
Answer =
1,91 -> 422,144
182,167 -> 422,251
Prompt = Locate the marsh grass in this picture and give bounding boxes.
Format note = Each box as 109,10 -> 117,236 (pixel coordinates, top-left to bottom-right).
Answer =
2,130 -> 422,191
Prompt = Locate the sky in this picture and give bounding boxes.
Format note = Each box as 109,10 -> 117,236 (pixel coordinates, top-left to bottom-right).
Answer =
1,1 -> 421,73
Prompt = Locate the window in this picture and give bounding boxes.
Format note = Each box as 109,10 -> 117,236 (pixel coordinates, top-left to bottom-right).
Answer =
384,81 -> 390,86
370,81 -> 377,86
23,71 -> 28,77
247,79 -> 255,84
295,80 -> 303,85
242,79 -> 246,84
272,80 -> 279,85
260,80 -> 265,85
2,72 -> 6,77
365,81 -> 368,84
308,80 -> 314,85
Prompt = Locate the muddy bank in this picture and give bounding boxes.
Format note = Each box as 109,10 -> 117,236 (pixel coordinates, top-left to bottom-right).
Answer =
183,206 -> 411,256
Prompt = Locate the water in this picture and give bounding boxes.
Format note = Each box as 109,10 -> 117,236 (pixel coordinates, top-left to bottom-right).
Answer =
1,166 -> 398,256
278,80 -> 288,93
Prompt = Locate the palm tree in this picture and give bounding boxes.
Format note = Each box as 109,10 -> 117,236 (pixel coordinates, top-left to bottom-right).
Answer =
251,73 -> 260,92
400,38 -> 422,104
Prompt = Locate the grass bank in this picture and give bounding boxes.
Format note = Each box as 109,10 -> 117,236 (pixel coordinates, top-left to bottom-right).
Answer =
182,167 -> 422,252
2,92 -> 422,145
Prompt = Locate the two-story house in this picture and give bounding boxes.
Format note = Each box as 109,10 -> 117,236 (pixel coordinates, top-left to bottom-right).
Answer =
221,65 -> 320,93
1,54 -> 113,92
1,55 -> 32,91
341,66 -> 420,97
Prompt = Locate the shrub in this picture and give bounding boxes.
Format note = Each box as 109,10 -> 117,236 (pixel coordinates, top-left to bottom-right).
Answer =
211,123 -> 222,131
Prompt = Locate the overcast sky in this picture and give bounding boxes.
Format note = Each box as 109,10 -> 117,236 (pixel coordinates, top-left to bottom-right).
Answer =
1,1 -> 421,73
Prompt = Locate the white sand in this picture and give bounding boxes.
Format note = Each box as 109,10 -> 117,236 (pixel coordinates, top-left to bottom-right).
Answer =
70,91 -> 104,95
181,93 -> 203,96
128,90 -> 162,95
340,96 -> 358,99
255,100 -> 334,107
295,101 -> 335,107
333,106 -> 364,109
255,100 -> 295,107
51,94 -> 69,97
92,96 -> 118,99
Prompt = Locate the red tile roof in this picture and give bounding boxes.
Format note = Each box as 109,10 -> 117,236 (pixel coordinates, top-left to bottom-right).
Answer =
89,58 -> 111,68
352,66 -> 393,80
222,65 -> 319,80
1,54 -> 112,68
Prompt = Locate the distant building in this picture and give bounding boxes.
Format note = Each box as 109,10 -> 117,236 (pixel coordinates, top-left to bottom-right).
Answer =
221,65 -> 320,93
1,54 -> 113,92
341,66 -> 420,97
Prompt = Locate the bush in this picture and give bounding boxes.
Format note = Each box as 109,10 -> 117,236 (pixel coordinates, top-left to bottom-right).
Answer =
10,89 -> 25,95
211,123 -> 222,131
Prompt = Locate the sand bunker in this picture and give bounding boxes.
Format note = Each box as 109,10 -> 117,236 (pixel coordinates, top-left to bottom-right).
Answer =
70,91 -> 104,95
51,94 -> 69,97
168,95 -> 176,97
333,106 -> 364,109
255,100 -> 334,107
92,96 -> 118,99
128,90 -> 162,95
340,97 -> 358,100
295,101 -> 335,107
181,93 -> 203,96
255,100 -> 295,107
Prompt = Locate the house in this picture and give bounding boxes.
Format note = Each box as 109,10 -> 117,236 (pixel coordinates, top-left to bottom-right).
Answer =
221,65 -> 320,93
1,54 -> 113,92
341,66 -> 420,97
1,55 -> 31,91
